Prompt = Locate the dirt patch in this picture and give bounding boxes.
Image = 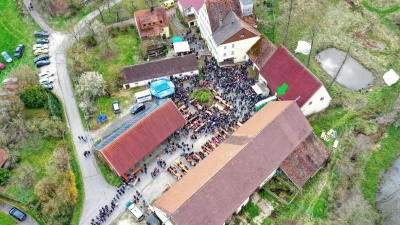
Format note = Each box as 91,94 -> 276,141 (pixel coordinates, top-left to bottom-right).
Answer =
375,94 -> 400,126
355,30 -> 386,51
49,0 -> 69,16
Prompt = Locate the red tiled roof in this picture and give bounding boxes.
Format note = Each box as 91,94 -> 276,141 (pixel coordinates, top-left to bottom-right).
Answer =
134,7 -> 168,38
154,101 -> 313,225
0,148 -> 7,168
206,0 -> 242,33
259,45 -> 322,107
280,133 -> 330,187
101,100 -> 185,175
122,55 -> 198,84
247,36 -> 277,69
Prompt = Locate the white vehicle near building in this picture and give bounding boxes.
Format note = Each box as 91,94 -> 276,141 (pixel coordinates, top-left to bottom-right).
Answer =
134,89 -> 152,103
32,44 -> 49,51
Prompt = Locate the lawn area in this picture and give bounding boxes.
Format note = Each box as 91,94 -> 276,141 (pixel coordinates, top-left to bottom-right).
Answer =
0,211 -> 17,225
0,0 -> 39,83
95,153 -> 121,186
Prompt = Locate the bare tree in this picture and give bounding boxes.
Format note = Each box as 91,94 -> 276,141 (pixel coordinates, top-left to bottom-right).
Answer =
283,0 -> 294,46
13,164 -> 36,188
67,24 -> 83,41
306,26 -> 316,68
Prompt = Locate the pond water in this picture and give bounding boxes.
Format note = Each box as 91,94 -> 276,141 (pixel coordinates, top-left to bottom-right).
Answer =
376,157 -> 400,224
315,48 -> 375,91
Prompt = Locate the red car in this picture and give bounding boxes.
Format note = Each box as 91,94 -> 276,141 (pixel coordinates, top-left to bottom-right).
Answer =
0,62 -> 6,70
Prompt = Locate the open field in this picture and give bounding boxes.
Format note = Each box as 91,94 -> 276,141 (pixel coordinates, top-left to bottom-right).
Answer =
0,0 -> 39,83
254,0 -> 400,223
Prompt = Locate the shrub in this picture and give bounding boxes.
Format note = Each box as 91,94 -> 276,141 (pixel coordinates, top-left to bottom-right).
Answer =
20,86 -> 48,108
47,92 -> 62,119
241,202 -> 260,218
0,168 -> 10,186
194,89 -> 212,103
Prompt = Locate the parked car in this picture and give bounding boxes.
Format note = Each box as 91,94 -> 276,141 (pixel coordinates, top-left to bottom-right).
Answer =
33,54 -> 49,63
1,51 -> 12,62
39,76 -> 55,85
131,103 -> 145,114
32,44 -> 49,51
38,71 -> 54,79
3,77 -> 18,85
41,83 -> 53,90
112,100 -> 121,114
34,49 -> 49,56
34,30 -> 49,38
14,44 -> 25,58
9,207 -> 26,221
0,62 -> 5,70
36,39 -> 49,44
36,60 -> 50,68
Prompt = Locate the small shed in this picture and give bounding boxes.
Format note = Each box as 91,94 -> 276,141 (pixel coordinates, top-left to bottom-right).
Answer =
383,69 -> 399,87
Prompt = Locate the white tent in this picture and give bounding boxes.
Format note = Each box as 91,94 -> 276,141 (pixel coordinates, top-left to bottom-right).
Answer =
173,42 -> 190,54
383,69 -> 399,86
295,41 -> 311,55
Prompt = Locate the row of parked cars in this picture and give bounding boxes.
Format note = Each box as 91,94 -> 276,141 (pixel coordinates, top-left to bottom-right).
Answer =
33,30 -> 50,68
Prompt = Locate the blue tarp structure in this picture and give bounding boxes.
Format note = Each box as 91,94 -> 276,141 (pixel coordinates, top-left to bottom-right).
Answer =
149,78 -> 175,98
97,114 -> 107,124
172,36 -> 183,43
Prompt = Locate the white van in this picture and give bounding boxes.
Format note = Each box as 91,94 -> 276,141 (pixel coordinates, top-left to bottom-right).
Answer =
127,204 -> 145,221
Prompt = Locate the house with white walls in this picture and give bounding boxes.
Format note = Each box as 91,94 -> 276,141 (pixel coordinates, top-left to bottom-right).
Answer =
196,0 -> 260,65
259,45 -> 332,116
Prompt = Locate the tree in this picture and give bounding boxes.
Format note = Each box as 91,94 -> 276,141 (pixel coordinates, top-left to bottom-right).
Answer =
8,65 -> 38,90
51,142 -> 70,173
90,20 -> 112,50
20,86 -> 48,108
76,71 -> 106,114
47,92 -> 62,119
66,43 -> 89,79
306,26 -> 316,68
35,178 -> 57,201
39,116 -> 66,139
105,65 -> 123,95
283,0 -> 295,45
2,150 -> 19,169
0,168 -> 10,186
66,24 -> 83,41
13,164 -> 36,189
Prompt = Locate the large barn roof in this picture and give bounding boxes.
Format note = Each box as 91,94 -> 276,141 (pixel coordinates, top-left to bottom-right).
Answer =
154,101 -> 314,225
97,99 -> 185,175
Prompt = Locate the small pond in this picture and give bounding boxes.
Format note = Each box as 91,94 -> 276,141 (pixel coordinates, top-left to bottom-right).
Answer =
315,48 -> 375,91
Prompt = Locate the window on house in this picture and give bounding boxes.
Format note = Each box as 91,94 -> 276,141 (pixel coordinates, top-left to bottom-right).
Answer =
243,55 -> 246,59
223,53 -> 227,57
224,46 -> 227,50
240,33 -> 245,37
159,20 -> 162,23
231,51 -> 234,55
309,101 -> 313,105
320,97 -> 324,101
232,44 -> 235,48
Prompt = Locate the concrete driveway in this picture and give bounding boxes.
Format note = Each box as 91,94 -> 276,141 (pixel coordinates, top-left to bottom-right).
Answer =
0,202 -> 37,225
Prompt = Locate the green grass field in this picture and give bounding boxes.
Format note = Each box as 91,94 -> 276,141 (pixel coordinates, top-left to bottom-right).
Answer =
0,1 -> 40,83
0,211 -> 17,225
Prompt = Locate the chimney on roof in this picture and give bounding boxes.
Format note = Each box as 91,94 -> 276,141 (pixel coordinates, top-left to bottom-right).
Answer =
150,7 -> 154,12
219,19 -> 223,27
231,18 -> 234,24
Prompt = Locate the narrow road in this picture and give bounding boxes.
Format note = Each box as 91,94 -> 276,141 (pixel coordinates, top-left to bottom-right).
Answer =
21,0 -> 143,224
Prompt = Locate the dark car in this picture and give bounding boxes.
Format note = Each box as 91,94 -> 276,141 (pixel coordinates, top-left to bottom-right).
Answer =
34,30 -> 49,38
0,62 -> 5,70
131,103 -> 145,114
9,207 -> 26,221
36,39 -> 49,44
14,44 -> 25,58
33,54 -> 49,63
36,60 -> 50,68
112,100 -> 121,114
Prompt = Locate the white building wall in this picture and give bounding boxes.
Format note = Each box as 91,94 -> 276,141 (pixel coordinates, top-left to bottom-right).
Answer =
153,206 -> 173,225
259,170 -> 276,188
300,86 -> 331,116
235,197 -> 250,214
217,36 -> 259,64
126,69 -> 198,88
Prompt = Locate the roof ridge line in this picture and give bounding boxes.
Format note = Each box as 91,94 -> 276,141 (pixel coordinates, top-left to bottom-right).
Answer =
169,101 -> 295,218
